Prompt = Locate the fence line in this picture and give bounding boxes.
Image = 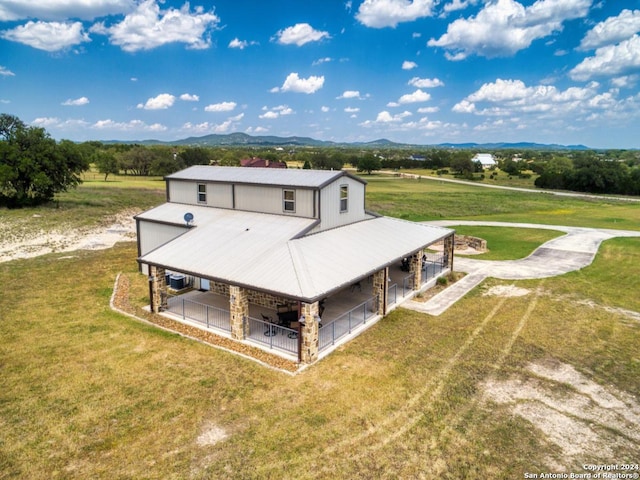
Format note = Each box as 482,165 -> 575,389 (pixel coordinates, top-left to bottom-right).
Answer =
244,316 -> 299,355
166,295 -> 231,332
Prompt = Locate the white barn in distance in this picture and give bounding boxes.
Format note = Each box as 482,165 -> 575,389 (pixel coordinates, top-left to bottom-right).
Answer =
472,153 -> 497,169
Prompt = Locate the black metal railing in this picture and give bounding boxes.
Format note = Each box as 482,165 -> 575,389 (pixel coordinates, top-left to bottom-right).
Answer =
387,284 -> 397,307
319,296 -> 378,352
166,295 -> 231,332
245,316 -> 298,355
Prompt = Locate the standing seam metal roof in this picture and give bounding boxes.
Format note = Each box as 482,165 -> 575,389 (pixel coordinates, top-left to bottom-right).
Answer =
138,203 -> 453,301
165,165 -> 364,188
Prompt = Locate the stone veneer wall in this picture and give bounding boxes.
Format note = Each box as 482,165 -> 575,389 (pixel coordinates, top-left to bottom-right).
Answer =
229,285 -> 249,340
373,268 -> 387,316
150,266 -> 167,313
300,302 -> 319,364
410,252 -> 421,290
209,281 -> 290,310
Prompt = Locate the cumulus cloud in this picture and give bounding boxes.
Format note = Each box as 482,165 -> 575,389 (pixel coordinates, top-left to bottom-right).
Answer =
0,0 -> 135,21
180,93 -> 199,101
183,113 -> 244,134
0,66 -> 15,76
1,21 -> 90,51
408,76 -> 444,88
273,73 -> 324,94
402,60 -> 418,70
428,0 -> 591,60
375,110 -> 412,122
62,96 -> 89,106
90,0 -> 220,52
274,23 -> 330,46
137,93 -> 175,110
259,105 -> 295,119
356,0 -> 437,28
579,9 -> 640,51
92,118 -> 167,131
571,35 -> 640,81
337,90 -> 362,99
321,106 -> 330,112
204,101 -> 237,112
228,37 -> 258,49
344,107 -> 360,113
442,0 -> 478,14
397,89 -> 432,103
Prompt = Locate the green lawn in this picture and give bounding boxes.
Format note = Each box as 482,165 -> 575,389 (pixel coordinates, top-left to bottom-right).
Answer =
1,173 -> 639,479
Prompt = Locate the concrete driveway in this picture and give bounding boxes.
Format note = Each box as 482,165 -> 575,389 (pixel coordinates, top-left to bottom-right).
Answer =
404,221 -> 640,316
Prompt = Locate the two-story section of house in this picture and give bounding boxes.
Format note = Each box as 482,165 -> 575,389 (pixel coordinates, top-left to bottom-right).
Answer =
136,165 -> 455,364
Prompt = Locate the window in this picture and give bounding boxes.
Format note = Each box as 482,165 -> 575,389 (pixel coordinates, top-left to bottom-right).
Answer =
197,183 -> 206,203
340,184 -> 348,213
283,189 -> 295,212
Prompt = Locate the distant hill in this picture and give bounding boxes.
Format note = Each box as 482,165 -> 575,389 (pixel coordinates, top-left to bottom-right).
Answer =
104,133 -> 591,150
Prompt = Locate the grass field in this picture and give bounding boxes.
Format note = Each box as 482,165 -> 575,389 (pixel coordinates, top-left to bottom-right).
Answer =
1,172 -> 639,479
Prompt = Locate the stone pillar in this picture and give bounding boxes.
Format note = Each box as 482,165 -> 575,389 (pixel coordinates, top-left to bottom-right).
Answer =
373,268 -> 388,316
443,233 -> 454,270
150,265 -> 167,313
410,252 -> 421,291
229,285 -> 249,340
300,301 -> 319,364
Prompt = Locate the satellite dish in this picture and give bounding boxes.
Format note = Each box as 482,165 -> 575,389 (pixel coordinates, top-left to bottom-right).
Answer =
184,212 -> 194,225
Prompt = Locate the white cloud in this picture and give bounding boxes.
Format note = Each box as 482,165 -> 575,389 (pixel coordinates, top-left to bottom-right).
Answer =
180,93 -> 199,102
417,106 -> 440,113
570,35 -> 640,81
428,0 -> 591,60
408,76 -> 444,88
356,0 -> 437,28
274,23 -> 330,46
610,75 -> 639,88
344,107 -> 360,113
337,90 -> 362,99
397,89 -> 431,104
273,73 -> 324,94
183,113 -> 244,134
246,126 -> 269,134
137,93 -> 175,110
228,37 -> 258,49
92,119 -> 167,131
260,105 -> 295,119
32,117 -> 61,127
62,96 -> 89,106
0,0 -> 135,21
375,110 -> 412,122
1,21 -> 90,51
402,60 -> 418,70
312,57 -> 332,65
321,106 -> 330,112
204,101 -> 237,112
579,9 -> 640,50
0,66 -> 15,76
442,0 -> 478,14
90,0 -> 220,52
452,99 -> 476,113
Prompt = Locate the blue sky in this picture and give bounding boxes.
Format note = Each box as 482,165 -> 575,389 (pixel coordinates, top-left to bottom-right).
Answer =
1,0 -> 640,149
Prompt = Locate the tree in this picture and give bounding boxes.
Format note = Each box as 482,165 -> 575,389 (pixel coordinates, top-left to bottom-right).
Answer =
178,147 -> 210,167
0,114 -> 89,207
93,150 -> 119,181
357,153 -> 381,174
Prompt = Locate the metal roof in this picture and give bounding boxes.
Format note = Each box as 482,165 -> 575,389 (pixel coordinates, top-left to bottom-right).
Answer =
139,204 -> 453,302
165,165 -> 364,188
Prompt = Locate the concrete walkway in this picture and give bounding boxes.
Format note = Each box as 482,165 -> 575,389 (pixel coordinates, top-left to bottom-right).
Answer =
403,221 -> 640,316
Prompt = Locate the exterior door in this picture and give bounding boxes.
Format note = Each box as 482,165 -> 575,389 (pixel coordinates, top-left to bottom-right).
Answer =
200,278 -> 210,291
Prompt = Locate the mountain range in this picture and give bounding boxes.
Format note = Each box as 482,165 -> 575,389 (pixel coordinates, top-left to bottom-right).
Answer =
107,132 -> 590,151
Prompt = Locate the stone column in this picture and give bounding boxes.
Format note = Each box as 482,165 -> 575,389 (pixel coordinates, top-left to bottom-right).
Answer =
229,285 -> 249,340
300,301 -> 319,364
443,233 -> 454,270
373,268 -> 388,316
150,265 -> 167,313
410,252 -> 422,291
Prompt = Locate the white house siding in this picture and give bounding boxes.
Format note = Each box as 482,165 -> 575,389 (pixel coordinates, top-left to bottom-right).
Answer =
167,180 -> 233,208
234,185 -> 315,217
139,221 -> 189,257
312,176 -> 366,232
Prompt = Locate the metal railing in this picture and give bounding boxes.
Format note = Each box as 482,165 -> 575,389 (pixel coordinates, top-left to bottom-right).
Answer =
319,296 -> 378,352
387,284 -> 397,307
166,295 -> 231,332
245,316 -> 298,355
402,274 -> 414,296
421,257 -> 445,284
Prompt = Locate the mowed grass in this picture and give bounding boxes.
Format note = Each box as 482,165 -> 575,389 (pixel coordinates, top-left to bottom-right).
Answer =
1,173 -> 640,478
365,174 -> 640,230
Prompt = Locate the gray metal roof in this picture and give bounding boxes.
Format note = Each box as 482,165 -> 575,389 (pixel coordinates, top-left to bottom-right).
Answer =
139,204 -> 452,301
165,165 -> 363,188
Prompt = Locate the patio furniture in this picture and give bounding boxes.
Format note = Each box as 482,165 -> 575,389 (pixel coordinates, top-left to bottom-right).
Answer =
261,313 -> 277,336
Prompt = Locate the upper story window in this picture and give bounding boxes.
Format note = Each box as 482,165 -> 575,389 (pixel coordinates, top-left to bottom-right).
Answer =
340,184 -> 348,213
197,183 -> 207,203
283,189 -> 295,212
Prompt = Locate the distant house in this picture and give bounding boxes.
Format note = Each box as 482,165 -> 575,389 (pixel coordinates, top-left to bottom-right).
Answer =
472,153 -> 497,169
136,166 -> 455,365
409,155 -> 426,161
240,157 -> 287,169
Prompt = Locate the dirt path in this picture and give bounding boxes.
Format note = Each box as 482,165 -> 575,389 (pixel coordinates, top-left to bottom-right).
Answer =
0,210 -> 138,263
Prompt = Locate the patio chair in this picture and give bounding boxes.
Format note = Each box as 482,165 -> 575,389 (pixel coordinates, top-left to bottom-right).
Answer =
261,313 -> 277,336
